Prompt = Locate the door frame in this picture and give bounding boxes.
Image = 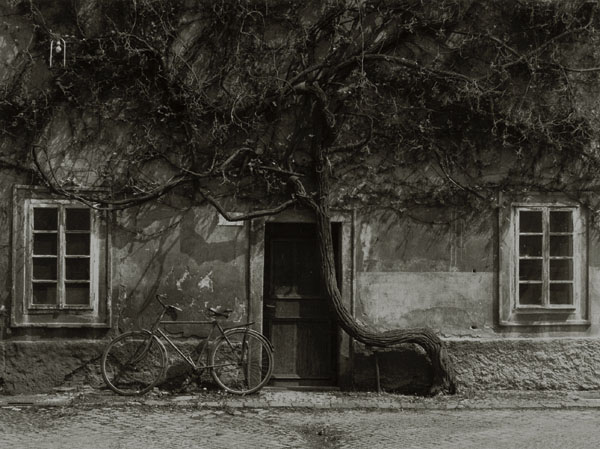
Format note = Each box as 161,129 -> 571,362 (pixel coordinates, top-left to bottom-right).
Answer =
248,209 -> 355,389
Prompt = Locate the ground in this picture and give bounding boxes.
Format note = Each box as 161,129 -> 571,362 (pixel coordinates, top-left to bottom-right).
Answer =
2,387 -> 600,449
1,404 -> 600,449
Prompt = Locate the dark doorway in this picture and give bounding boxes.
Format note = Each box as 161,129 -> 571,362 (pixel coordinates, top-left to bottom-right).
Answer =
263,222 -> 340,387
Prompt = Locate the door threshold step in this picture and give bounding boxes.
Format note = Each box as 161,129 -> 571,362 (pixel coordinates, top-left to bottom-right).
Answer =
264,386 -> 340,392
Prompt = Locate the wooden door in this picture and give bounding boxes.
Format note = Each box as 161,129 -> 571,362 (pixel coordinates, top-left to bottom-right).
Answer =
263,223 -> 339,386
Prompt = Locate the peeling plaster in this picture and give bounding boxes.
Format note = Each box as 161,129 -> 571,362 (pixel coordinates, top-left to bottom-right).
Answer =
197,270 -> 214,292
176,268 -> 191,291
0,35 -> 18,69
359,222 -> 373,262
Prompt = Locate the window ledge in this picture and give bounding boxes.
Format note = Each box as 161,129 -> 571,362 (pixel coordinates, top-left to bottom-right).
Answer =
514,305 -> 577,313
500,319 -> 591,327
26,306 -> 95,313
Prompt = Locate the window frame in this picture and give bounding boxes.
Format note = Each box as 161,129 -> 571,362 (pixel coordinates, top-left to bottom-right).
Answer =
499,195 -> 589,327
515,206 -> 577,311
27,199 -> 98,312
11,186 -> 111,328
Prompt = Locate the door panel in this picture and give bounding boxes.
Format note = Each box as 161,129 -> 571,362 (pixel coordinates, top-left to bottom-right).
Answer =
264,223 -> 339,386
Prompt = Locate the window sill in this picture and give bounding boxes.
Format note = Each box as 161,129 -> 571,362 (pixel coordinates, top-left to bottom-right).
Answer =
514,305 -> 576,313
500,319 -> 590,327
27,306 -> 95,313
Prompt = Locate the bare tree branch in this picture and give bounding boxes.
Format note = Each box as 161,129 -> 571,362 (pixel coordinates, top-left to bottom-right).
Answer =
197,187 -> 297,221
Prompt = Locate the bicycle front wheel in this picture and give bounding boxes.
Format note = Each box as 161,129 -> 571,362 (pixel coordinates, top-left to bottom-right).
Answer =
210,328 -> 273,395
101,331 -> 168,396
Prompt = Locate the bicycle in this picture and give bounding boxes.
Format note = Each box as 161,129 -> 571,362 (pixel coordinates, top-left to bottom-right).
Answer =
101,294 -> 274,396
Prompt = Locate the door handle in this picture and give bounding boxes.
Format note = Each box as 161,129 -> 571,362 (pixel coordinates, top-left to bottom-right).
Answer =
265,304 -> 276,309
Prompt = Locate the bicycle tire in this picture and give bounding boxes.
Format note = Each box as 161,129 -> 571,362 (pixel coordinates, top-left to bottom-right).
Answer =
210,328 -> 274,395
101,331 -> 168,396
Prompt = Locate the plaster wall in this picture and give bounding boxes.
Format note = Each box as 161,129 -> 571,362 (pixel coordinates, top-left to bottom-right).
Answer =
2,0 -> 600,395
354,209 -> 600,337
111,205 -> 250,334
4,181 -> 600,393
0,179 -> 253,392
350,209 -> 600,392
355,210 -> 495,335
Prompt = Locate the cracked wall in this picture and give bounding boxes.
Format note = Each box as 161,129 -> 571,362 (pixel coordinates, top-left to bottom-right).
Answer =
354,209 -> 496,336
352,209 -> 600,391
2,1 -> 600,394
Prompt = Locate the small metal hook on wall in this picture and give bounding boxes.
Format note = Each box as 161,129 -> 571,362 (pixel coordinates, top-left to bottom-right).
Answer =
50,38 -> 66,67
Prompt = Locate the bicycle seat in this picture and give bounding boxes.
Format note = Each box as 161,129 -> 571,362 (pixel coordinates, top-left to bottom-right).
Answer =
208,307 -> 233,318
167,304 -> 183,312
156,294 -> 182,312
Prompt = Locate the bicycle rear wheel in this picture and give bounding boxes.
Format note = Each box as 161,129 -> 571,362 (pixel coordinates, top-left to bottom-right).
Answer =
101,331 -> 168,396
210,328 -> 273,395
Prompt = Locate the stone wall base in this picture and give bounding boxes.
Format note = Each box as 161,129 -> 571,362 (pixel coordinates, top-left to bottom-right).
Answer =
0,340 -> 105,394
2,338 -> 600,394
351,338 -> 600,393
0,340 -> 214,394
446,338 -> 600,391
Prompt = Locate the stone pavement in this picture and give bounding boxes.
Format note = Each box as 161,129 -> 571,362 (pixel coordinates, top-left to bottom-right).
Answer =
1,392 -> 600,449
2,386 -> 600,410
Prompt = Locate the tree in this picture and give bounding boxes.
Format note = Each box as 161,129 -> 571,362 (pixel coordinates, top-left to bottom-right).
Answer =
3,0 -> 600,394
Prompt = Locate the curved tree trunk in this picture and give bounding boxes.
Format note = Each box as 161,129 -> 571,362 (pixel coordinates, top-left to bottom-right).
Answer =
312,198 -> 457,395
290,163 -> 458,396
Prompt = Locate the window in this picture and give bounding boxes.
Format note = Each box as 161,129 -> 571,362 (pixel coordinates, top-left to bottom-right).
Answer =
499,197 -> 589,326
12,186 -> 111,327
517,208 -> 575,308
30,204 -> 93,309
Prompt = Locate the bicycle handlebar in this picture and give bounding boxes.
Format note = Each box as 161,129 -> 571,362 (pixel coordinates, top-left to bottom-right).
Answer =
208,307 -> 233,318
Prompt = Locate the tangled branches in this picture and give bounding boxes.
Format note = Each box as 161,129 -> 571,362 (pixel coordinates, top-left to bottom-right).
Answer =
3,0 -> 600,395
1,0 -> 600,219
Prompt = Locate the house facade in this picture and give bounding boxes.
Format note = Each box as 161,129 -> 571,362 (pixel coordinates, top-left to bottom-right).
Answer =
2,178 -> 600,393
2,0 -> 600,394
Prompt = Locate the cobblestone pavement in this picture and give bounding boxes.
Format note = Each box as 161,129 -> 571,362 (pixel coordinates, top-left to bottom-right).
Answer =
1,404 -> 599,449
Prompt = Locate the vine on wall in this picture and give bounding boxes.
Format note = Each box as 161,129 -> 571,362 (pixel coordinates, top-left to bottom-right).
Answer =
2,0 -> 600,393
1,0 -> 599,220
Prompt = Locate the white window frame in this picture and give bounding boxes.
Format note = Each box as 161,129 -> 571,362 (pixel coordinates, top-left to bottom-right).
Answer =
499,196 -> 589,326
12,186 -> 111,328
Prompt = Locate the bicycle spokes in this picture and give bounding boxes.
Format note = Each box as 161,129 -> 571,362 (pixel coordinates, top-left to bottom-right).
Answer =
101,332 -> 167,396
210,329 -> 273,395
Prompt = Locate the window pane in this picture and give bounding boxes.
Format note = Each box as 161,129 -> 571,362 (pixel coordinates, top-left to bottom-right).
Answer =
519,259 -> 542,280
271,240 -> 295,295
33,208 -> 57,230
33,234 -> 57,255
33,257 -> 57,280
549,283 -> 573,305
550,211 -> 572,233
66,208 -> 91,231
295,242 -> 322,296
66,233 -> 90,255
550,235 -> 573,257
519,235 -> 542,257
65,283 -> 90,305
32,282 -> 57,305
550,259 -> 573,281
271,239 -> 322,296
66,258 -> 90,280
519,211 -> 542,233
519,283 -> 542,305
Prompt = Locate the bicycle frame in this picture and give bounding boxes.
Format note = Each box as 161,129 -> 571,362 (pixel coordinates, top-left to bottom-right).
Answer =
101,294 -> 274,396
146,304 -> 255,371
